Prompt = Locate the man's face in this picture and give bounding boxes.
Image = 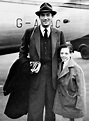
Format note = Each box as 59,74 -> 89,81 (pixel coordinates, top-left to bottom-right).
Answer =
60,47 -> 71,62
39,12 -> 53,28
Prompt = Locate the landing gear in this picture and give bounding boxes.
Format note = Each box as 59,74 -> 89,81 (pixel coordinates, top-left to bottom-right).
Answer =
81,46 -> 89,59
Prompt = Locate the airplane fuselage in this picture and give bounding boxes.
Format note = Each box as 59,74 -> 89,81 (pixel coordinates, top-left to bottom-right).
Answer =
0,0 -> 89,58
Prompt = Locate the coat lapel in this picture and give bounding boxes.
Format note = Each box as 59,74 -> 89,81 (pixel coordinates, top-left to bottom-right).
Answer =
32,27 -> 40,58
58,58 -> 75,79
51,28 -> 57,58
58,65 -> 69,79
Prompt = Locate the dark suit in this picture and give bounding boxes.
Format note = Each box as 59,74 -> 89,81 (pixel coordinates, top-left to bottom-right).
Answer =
19,26 -> 66,121
20,26 -> 65,89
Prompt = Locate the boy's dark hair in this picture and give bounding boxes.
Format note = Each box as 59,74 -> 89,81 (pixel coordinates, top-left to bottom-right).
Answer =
58,42 -> 73,54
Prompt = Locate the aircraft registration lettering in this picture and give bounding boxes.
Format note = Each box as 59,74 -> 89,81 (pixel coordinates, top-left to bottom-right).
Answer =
16,18 -> 61,28
16,18 -> 22,28
56,19 -> 60,28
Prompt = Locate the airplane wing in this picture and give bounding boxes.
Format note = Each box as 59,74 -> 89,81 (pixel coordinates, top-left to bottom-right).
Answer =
59,2 -> 89,9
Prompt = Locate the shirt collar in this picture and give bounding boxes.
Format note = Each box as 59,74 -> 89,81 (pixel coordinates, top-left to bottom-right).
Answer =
40,25 -> 51,37
62,57 -> 75,69
62,58 -> 70,70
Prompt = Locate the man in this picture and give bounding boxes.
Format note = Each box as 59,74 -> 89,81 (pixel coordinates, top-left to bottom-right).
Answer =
19,2 -> 66,121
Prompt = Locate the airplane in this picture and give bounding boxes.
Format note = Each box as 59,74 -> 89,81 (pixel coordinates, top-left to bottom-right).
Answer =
0,0 -> 89,59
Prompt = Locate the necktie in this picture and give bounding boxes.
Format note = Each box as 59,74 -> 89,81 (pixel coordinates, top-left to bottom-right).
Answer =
44,29 -> 47,38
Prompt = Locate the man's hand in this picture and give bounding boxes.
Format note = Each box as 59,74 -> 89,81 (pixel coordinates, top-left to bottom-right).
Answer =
30,62 -> 41,73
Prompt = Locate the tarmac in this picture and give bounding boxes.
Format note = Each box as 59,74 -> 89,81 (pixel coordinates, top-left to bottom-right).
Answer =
0,52 -> 89,121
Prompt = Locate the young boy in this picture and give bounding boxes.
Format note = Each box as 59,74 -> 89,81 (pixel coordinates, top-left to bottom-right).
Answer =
53,43 -> 86,121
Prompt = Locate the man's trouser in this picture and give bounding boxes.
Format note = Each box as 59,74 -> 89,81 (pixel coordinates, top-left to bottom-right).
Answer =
27,64 -> 56,121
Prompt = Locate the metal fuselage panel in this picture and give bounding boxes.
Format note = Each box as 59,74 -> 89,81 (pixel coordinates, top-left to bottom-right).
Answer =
1,1 -> 89,54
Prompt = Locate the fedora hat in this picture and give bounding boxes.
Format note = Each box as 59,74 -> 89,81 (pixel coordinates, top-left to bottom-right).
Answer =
35,2 -> 57,16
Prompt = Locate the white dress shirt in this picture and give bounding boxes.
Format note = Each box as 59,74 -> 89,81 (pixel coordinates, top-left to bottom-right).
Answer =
40,25 -> 51,37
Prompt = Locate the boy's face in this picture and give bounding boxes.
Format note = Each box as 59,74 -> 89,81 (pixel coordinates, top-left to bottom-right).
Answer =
60,47 -> 71,62
39,12 -> 53,28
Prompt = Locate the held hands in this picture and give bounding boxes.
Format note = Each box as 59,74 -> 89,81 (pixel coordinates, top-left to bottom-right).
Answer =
30,61 -> 41,73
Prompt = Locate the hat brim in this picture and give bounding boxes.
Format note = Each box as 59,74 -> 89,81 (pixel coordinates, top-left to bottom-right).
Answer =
35,10 -> 57,16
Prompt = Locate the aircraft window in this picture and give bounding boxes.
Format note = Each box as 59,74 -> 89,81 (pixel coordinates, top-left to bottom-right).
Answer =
63,19 -> 70,24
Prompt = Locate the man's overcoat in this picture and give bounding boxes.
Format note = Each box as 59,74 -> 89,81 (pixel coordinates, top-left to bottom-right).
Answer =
3,57 -> 34,118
